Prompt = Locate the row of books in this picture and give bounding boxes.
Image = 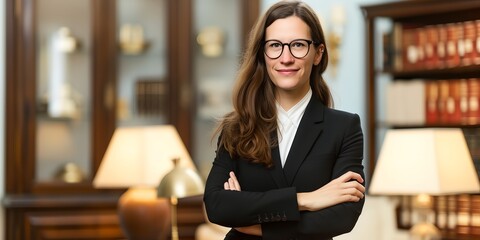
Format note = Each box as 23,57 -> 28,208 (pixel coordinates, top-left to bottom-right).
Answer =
384,20 -> 480,72
385,78 -> 480,125
135,80 -> 167,116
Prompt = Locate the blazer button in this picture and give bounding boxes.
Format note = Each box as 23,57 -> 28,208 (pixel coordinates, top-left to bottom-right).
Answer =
263,213 -> 270,222
257,215 -> 262,224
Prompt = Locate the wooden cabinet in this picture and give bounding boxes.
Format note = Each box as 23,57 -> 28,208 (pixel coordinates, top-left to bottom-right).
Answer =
362,0 -> 480,239
4,0 -> 195,239
4,0 -> 260,239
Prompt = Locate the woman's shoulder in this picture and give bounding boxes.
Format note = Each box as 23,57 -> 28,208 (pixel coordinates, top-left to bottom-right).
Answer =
324,107 -> 360,120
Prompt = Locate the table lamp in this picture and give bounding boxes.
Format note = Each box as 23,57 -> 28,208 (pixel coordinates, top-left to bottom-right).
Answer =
369,128 -> 480,240
93,125 -> 197,240
157,158 -> 204,240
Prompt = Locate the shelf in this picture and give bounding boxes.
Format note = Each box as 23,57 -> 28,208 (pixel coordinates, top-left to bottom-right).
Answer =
376,122 -> 480,129
362,0 -> 480,21
377,65 -> 480,80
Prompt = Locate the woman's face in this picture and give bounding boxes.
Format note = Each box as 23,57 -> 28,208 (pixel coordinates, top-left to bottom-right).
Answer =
264,16 -> 323,99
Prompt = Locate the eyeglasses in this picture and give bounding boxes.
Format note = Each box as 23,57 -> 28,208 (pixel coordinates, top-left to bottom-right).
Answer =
264,39 -> 316,59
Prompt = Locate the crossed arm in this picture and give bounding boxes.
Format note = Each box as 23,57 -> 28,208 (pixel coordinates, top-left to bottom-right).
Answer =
224,170 -> 365,236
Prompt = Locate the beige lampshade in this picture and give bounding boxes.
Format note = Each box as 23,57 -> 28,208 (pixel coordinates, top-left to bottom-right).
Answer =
369,128 -> 480,195
93,125 -> 195,188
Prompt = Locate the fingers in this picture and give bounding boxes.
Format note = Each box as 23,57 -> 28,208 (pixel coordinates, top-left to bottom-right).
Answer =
224,171 -> 241,191
343,184 -> 365,200
341,179 -> 365,201
229,171 -> 241,191
336,171 -> 364,184
323,172 -> 365,203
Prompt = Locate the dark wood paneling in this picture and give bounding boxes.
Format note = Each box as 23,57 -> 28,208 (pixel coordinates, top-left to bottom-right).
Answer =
26,212 -> 123,240
91,0 -> 118,177
4,194 -> 205,240
167,0 -> 194,151
4,194 -> 122,240
6,0 -> 36,195
241,0 -> 260,51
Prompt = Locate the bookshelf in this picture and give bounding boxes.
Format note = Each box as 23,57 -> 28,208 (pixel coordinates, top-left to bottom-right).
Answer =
362,0 -> 480,239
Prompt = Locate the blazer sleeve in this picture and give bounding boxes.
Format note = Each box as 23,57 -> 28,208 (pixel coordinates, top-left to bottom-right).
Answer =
262,113 -> 365,240
203,146 -> 301,227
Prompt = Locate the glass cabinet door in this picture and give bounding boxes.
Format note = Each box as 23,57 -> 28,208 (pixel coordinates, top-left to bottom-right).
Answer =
35,0 -> 93,183
33,0 -> 170,184
116,0 -> 168,127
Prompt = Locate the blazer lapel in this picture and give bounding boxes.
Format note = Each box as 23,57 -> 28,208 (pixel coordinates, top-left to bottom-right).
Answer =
269,144 -> 289,188
283,96 -> 325,186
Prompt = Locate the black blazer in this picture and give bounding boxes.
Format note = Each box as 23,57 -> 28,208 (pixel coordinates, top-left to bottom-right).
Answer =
204,95 -> 365,240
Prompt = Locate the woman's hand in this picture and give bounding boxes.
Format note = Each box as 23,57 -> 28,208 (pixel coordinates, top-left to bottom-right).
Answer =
224,171 -> 262,236
235,225 -> 262,236
297,171 -> 365,211
224,171 -> 241,191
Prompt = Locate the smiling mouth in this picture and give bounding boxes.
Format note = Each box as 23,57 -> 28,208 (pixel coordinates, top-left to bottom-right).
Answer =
277,69 -> 298,73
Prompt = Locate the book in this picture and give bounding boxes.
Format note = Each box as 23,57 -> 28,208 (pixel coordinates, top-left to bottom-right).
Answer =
386,80 -> 425,125
437,24 -> 448,69
393,23 -> 404,71
468,78 -> 480,125
425,80 -> 439,124
446,23 -> 460,68
463,21 -> 476,66
437,80 -> 450,124
459,79 -> 469,124
476,20 -> 480,65
447,79 -> 462,124
382,31 -> 394,72
424,25 -> 439,69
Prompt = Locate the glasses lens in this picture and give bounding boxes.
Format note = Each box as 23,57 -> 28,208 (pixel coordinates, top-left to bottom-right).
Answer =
264,40 -> 311,59
264,40 -> 283,59
289,40 -> 310,58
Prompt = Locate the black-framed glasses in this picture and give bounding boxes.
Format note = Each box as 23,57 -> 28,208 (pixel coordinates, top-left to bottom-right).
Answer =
264,39 -> 316,59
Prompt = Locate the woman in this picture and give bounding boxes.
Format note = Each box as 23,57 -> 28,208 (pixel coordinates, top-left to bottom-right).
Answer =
203,1 -> 365,239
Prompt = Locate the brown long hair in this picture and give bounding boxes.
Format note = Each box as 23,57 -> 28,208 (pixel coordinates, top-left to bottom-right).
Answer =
215,1 -> 332,167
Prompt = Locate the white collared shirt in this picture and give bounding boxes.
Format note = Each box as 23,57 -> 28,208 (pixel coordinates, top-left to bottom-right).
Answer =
276,89 -> 312,167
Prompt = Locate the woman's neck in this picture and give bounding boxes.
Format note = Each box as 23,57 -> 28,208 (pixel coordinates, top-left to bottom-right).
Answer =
276,87 -> 310,111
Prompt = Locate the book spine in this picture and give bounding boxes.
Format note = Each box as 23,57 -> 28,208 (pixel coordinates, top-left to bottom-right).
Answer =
425,80 -> 439,124
425,25 -> 439,69
438,80 -> 450,124
447,79 -> 462,124
437,24 -> 448,69
459,79 -> 469,124
463,21 -> 476,66
446,23 -> 460,68
468,78 -> 480,125
403,28 -> 417,71
476,20 -> 480,65
393,23 -> 404,71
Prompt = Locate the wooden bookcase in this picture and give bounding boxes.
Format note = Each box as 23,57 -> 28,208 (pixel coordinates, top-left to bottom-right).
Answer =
362,0 -> 480,239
